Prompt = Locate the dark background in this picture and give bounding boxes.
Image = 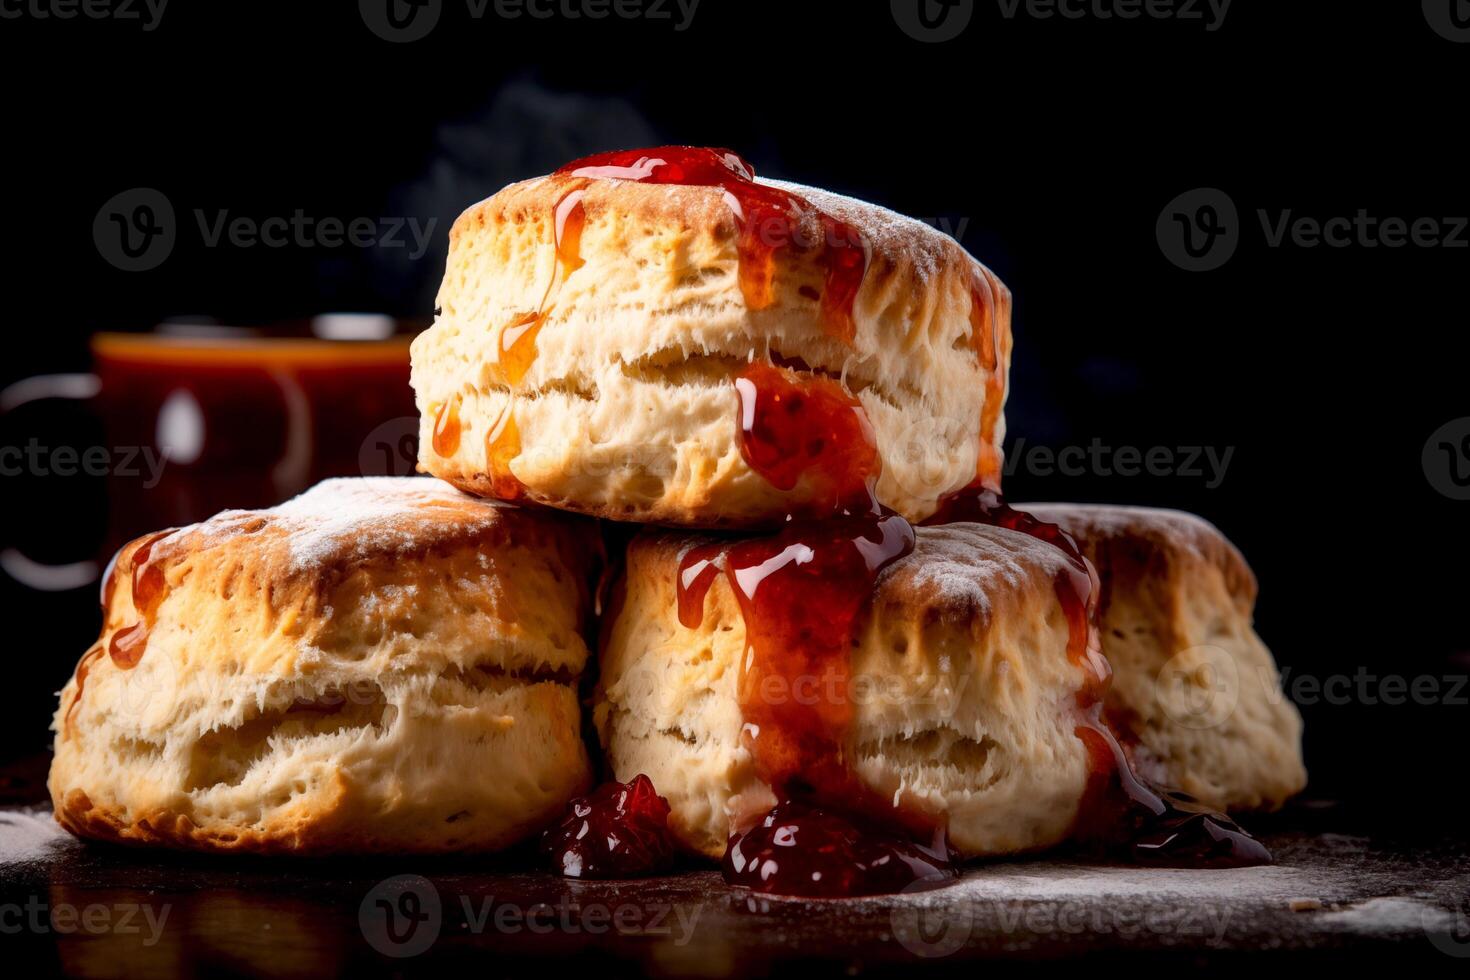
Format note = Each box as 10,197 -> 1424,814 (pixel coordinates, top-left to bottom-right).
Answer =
1,1 -> 1465,813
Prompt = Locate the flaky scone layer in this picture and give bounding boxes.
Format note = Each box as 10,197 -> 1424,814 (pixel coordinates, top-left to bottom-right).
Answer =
412,173 -> 1010,526
1025,504 -> 1306,811
594,524 -> 1094,860
49,478 -> 598,854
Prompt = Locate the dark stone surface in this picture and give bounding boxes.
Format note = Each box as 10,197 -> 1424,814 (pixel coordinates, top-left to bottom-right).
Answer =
3,757 -> 1468,977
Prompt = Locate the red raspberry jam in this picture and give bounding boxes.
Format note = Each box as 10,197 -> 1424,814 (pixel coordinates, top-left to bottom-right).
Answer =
723,800 -> 956,898
542,774 -> 678,879
556,146 -> 867,342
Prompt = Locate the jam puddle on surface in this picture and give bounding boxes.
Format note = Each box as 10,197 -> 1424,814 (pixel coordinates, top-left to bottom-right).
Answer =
557,146 -> 868,342
542,774 -> 678,879
1074,714 -> 1272,867
723,800 -> 956,898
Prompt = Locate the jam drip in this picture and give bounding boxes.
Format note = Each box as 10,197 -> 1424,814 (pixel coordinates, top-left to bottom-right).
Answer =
676,360 -> 940,895
926,485 -> 1271,867
431,397 -> 461,457
679,361 -> 916,822
499,186 -> 587,386
556,147 -> 868,341
723,800 -> 956,898
968,271 -> 1012,490
681,508 -> 916,829
64,648 -> 105,737
733,361 -> 880,515
542,774 -> 678,879
455,187 -> 586,497
484,404 -> 523,501
434,393 -> 526,500
104,530 -> 174,671
1074,716 -> 1270,867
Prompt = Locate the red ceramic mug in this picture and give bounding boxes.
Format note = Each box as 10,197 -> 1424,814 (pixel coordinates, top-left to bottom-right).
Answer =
0,318 -> 419,592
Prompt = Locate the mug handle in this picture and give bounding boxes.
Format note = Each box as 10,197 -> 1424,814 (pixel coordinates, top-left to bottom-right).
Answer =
0,373 -> 105,591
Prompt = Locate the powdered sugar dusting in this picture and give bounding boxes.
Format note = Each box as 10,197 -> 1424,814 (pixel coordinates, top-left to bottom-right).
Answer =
275,478 -> 498,571
181,477 -> 502,573
1316,896 -> 1455,934
759,178 -> 971,285
892,524 -> 1079,614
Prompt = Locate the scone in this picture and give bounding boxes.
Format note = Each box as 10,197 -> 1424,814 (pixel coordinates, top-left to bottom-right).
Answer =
594,523 -> 1102,860
49,477 -> 598,854
1024,503 -> 1306,811
411,145 -> 1011,527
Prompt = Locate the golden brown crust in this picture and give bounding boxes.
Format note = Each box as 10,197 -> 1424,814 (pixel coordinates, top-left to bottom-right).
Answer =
595,524 -> 1095,860
413,172 -> 1010,527
1026,503 -> 1258,615
449,175 -> 979,323
1024,504 -> 1306,811
49,478 -> 599,855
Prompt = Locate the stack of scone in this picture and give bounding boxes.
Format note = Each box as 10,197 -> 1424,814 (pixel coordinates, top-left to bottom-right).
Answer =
51,147 -> 1304,864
